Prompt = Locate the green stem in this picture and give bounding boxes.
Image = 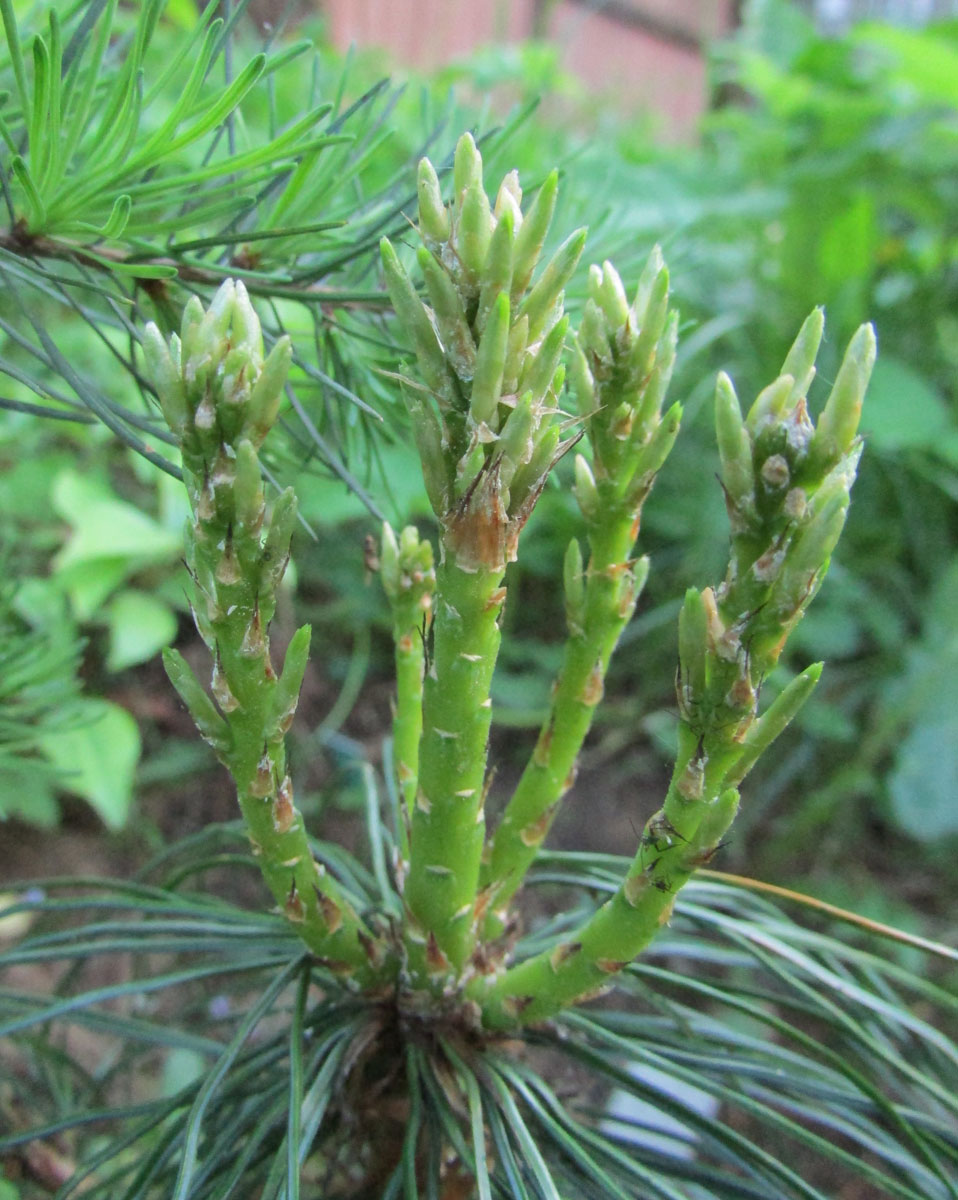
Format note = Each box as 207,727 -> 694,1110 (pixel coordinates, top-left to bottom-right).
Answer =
403,552 -> 506,980
393,616 -> 426,824
482,509 -> 644,933
476,785 -> 740,1028
185,479 -> 379,982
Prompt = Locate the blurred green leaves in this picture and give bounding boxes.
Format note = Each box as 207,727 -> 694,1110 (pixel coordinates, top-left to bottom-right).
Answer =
887,557 -> 958,841
37,695 -> 141,829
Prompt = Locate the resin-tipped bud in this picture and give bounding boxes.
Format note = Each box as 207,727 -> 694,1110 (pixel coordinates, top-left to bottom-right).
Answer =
142,322 -> 188,434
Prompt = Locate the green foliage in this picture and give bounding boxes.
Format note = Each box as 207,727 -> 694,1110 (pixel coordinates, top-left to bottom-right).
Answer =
696,5 -> 958,847
1,843 -> 956,1197
0,576 -> 80,826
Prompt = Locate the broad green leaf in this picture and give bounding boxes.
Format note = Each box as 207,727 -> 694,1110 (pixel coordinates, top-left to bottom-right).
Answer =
56,558 -> 130,621
887,559 -> 958,840
817,191 -> 877,293
0,777 -> 59,828
38,697 -> 140,829
106,588 -> 177,672
51,469 -> 181,572
12,575 -> 71,631
858,23 -> 958,106
859,355 -> 951,452
888,715 -> 958,841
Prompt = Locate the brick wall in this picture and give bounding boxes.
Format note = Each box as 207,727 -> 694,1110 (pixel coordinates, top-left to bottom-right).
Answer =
319,0 -> 738,140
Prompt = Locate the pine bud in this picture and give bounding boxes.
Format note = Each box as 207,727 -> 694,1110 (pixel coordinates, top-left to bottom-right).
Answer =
746,373 -> 794,437
380,238 -> 452,403
627,264 -> 670,379
456,175 -> 493,287
163,648 -> 231,754
678,588 -> 709,707
592,261 -> 630,330
470,291 -> 510,426
725,664 -> 822,787
262,489 -> 298,590
715,372 -> 755,514
269,625 -> 312,740
519,314 -> 568,403
781,307 -> 824,406
245,335 -> 292,446
511,168 -> 558,299
568,336 -> 595,415
633,244 -> 665,317
475,206 -> 515,338
563,538 -> 586,635
452,132 -> 482,203
417,156 -> 449,247
417,247 -> 476,383
574,454 -> 599,521
233,439 -> 265,532
519,227 -> 587,341
142,322 -> 188,434
809,322 -> 876,471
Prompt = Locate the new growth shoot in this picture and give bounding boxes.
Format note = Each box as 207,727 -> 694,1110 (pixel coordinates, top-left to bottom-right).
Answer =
148,135 -> 875,1031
